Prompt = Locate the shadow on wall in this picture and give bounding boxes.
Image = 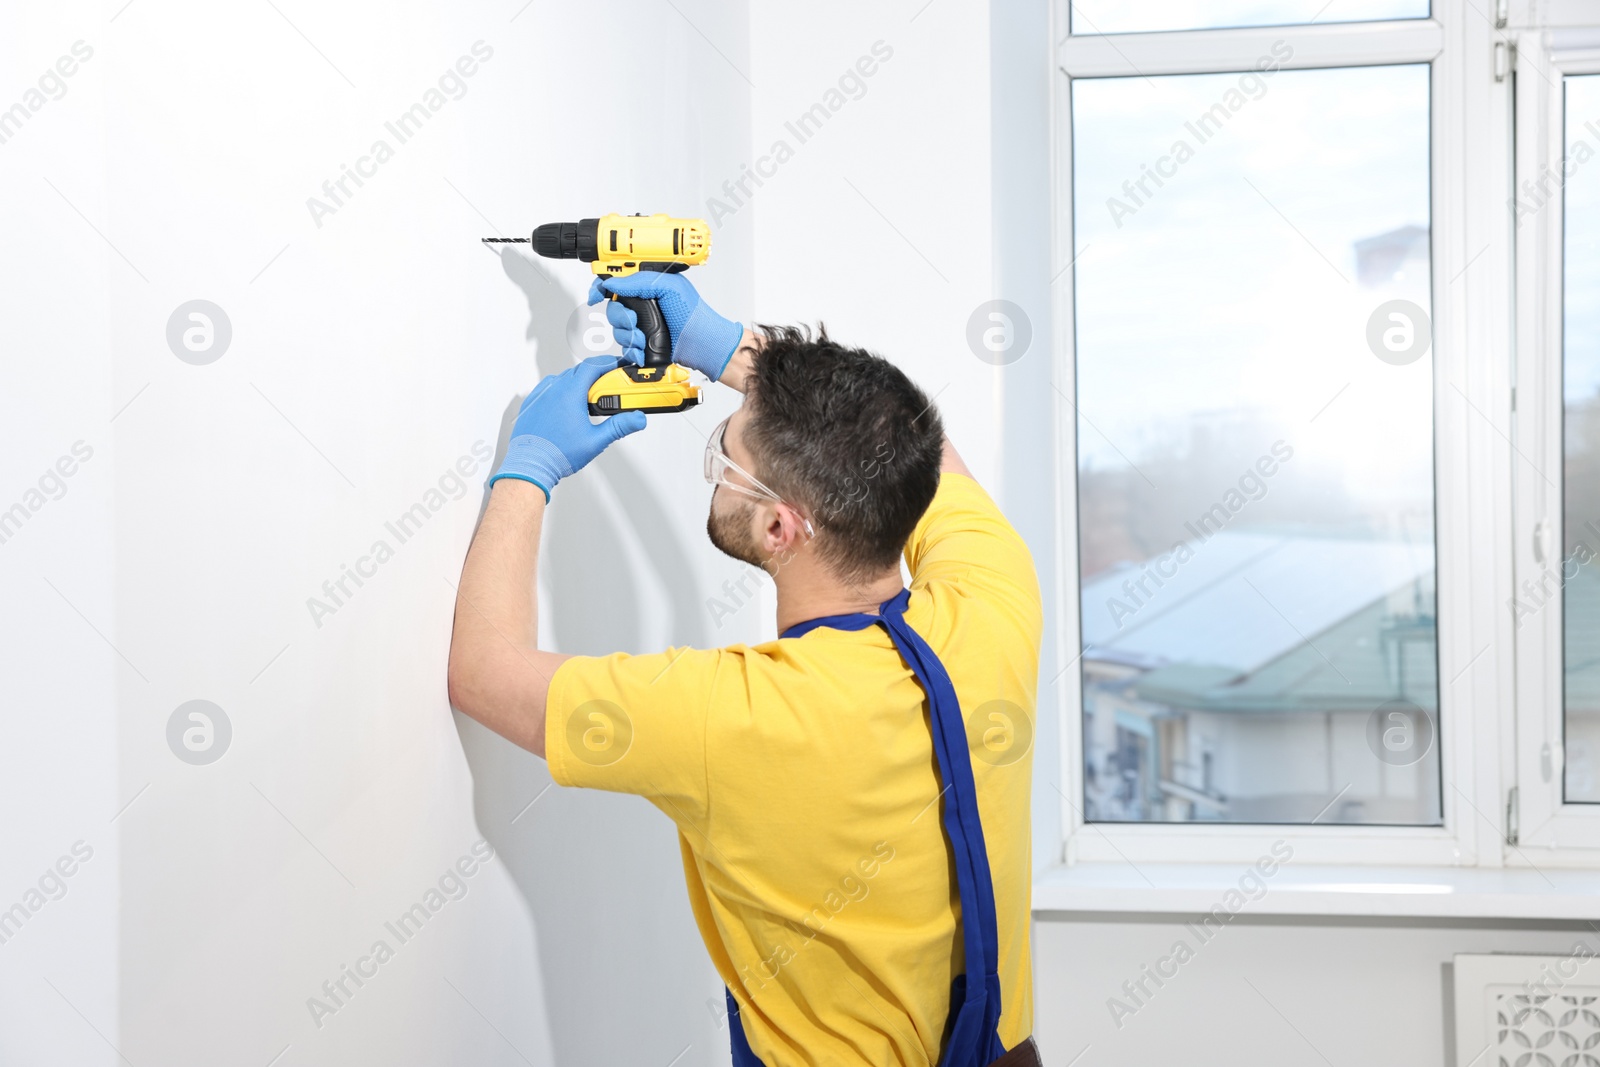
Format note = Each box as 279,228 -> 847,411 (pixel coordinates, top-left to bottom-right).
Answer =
452,248 -> 721,1066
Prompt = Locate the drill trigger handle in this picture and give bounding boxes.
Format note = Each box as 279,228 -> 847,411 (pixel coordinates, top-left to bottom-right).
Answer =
616,295 -> 673,368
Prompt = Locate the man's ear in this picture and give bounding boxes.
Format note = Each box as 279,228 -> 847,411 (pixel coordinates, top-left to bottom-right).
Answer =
757,504 -> 786,554
773,503 -> 813,549
758,502 -> 805,554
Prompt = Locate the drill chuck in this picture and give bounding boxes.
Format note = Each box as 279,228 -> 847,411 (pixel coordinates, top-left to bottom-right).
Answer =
530,219 -> 600,261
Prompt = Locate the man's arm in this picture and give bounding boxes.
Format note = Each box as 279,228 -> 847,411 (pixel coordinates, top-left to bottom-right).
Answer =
447,356 -> 646,758
904,438 -> 1038,624
941,436 -> 972,479
448,479 -> 570,757
716,326 -> 759,393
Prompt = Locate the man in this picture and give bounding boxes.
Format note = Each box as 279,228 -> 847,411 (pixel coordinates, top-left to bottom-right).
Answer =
448,272 -> 1043,1067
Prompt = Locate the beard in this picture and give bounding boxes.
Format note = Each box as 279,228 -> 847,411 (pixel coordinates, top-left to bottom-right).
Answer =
707,492 -> 767,570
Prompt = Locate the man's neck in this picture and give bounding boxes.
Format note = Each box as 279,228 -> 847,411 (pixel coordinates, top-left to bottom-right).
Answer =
772,557 -> 905,635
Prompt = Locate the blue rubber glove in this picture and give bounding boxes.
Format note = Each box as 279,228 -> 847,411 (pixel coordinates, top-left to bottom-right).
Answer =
489,356 -> 647,501
586,272 -> 744,382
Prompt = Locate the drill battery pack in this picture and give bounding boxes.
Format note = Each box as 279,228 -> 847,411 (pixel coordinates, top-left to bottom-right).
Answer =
587,362 -> 700,416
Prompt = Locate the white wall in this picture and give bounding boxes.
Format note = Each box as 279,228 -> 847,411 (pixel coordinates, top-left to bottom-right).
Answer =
4,1 -> 752,1064
0,6 -> 118,1064
1035,915 -> 1594,1067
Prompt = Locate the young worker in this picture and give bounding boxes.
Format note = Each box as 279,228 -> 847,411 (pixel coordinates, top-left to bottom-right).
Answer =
448,273 -> 1044,1067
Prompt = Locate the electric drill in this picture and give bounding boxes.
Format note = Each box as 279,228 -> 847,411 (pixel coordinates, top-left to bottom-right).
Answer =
485,213 -> 711,415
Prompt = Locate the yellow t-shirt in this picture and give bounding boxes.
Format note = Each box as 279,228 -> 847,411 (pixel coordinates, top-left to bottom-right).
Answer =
545,472 -> 1042,1066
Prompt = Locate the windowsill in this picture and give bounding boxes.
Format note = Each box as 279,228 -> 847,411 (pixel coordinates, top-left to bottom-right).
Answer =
1033,863 -> 1600,921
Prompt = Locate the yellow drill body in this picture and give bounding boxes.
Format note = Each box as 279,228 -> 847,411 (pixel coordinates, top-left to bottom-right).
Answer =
586,213 -> 711,277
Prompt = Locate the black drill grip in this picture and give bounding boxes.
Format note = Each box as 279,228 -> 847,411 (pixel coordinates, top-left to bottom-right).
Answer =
618,295 -> 672,368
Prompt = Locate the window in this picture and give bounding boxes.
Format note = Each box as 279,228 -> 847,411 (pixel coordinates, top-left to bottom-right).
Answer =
1512,34 -> 1600,853
1048,5 -> 1544,869
1564,75 -> 1600,804
1052,0 -> 1600,872
1073,59 -> 1438,826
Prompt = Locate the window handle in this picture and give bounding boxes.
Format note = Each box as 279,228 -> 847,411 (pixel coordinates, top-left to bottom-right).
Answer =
1533,520 -> 1548,564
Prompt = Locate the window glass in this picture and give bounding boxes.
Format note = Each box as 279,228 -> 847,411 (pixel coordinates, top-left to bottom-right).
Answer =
1070,0 -> 1429,35
1073,64 -> 1439,825
1564,75 -> 1600,803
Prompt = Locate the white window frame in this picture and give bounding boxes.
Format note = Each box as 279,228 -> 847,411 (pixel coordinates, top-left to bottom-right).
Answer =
1511,26 -> 1600,858
1049,5 -> 1524,868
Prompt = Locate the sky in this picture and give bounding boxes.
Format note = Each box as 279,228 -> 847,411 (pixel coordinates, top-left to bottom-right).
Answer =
1072,62 -> 1434,521
1568,75 -> 1600,406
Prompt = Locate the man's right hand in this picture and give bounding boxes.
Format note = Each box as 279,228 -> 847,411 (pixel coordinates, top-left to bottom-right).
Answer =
588,272 -> 744,383
488,356 -> 648,501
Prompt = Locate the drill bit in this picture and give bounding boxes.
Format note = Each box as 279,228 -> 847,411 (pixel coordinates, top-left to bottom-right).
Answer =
482,236 -> 529,243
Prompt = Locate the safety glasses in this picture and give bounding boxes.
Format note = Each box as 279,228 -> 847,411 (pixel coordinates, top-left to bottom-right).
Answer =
704,416 -> 783,501
704,416 -> 815,537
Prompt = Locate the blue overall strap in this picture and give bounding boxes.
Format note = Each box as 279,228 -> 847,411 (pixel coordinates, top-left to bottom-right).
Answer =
724,589 -> 1005,1067
726,988 -> 763,1066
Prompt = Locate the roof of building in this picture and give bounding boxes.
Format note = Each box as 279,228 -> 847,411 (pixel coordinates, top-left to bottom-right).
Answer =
1081,530 -> 1436,713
